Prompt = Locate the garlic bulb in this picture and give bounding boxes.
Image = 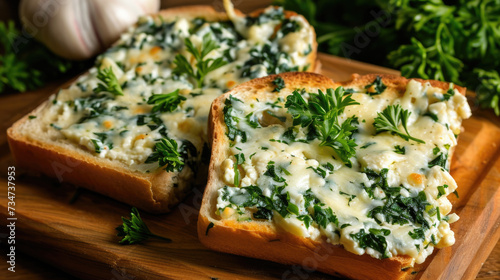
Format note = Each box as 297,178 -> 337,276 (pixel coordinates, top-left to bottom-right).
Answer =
19,0 -> 160,60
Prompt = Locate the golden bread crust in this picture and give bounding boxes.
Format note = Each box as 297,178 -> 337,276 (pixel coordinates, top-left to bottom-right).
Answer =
199,72 -> 465,279
7,6 -> 319,213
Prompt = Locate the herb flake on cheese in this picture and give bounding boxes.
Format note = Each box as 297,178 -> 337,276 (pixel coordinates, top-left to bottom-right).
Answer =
285,87 -> 359,166
94,67 -> 123,96
373,104 -> 426,144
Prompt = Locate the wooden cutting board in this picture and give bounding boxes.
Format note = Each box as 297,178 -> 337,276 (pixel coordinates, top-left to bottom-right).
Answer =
0,53 -> 499,280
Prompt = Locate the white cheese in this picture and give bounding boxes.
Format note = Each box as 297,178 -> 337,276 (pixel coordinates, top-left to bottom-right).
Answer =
216,78 -> 471,264
46,9 -> 314,172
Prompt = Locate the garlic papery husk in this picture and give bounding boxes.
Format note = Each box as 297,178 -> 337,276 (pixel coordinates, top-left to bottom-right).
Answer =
19,0 -> 160,60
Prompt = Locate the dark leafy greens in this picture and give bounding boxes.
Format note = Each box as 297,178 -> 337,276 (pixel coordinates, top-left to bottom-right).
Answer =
276,0 -> 500,115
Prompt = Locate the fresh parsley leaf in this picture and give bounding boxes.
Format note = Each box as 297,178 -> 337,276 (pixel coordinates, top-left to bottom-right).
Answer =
147,89 -> 186,113
223,95 -> 247,142
145,138 -> 184,172
436,185 -> 448,198
277,0 -> 500,115
303,189 -> 319,209
272,76 -> 285,92
94,67 -> 124,96
408,228 -> 425,240
364,76 -> 387,96
428,152 -> 448,170
368,191 -> 430,229
233,153 -> 245,187
245,112 -> 261,128
174,33 -> 227,88
285,87 -> 360,166
442,84 -> 455,100
279,18 -> 301,36
307,166 -> 328,178
424,112 -> 439,122
350,228 -> 390,259
116,207 -> 171,244
394,145 -> 406,155
360,142 -> 376,149
362,168 -> 402,199
373,104 -> 425,144
91,132 -> 114,153
223,184 -> 297,221
297,215 -> 312,229
264,162 -> 287,183
473,68 -> 500,115
339,191 -> 356,206
312,204 -> 339,228
0,21 -> 89,94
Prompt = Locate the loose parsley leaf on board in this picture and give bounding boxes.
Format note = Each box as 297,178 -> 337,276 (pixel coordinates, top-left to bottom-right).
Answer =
116,207 -> 171,245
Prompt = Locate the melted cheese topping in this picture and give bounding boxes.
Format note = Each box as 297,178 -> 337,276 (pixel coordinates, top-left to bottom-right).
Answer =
45,6 -> 314,172
216,79 -> 471,263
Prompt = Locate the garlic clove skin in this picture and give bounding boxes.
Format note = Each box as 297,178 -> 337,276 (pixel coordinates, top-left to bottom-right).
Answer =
19,0 -> 160,60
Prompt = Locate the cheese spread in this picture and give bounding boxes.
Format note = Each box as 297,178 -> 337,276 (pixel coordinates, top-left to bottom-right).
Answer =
44,6 -> 313,172
216,77 -> 471,263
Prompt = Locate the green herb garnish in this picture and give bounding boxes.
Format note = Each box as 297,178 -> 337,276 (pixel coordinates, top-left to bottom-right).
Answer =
285,87 -> 359,166
373,104 -> 425,144
364,76 -> 387,96
394,145 -> 406,155
147,89 -> 186,113
173,33 -> 227,88
145,138 -> 184,172
223,95 -> 247,142
277,0 -> 500,115
350,228 -> 390,259
116,207 -> 171,244
428,152 -> 448,170
94,67 -> 123,96
233,153 -> 245,187
272,76 -> 285,92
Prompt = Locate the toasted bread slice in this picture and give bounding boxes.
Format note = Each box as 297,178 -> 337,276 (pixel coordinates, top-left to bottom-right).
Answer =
7,4 -> 318,213
198,72 -> 471,279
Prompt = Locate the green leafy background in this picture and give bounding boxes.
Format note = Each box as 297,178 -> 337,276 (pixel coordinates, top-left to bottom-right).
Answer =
275,0 -> 500,115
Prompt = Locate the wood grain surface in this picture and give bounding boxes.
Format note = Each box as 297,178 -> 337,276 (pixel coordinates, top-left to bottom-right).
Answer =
0,53 -> 499,280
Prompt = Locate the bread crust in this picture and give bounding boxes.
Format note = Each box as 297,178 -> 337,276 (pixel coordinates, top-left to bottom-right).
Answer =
198,72 -> 466,279
7,6 -> 319,213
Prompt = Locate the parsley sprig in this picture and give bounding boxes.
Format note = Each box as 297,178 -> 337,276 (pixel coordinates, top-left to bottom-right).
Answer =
278,0 -> 500,115
364,76 -> 387,96
94,67 -> 123,96
174,33 -> 227,88
285,87 -> 359,166
145,138 -> 184,172
147,89 -> 186,113
373,104 -> 425,144
0,21 -> 89,93
116,207 -> 171,245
